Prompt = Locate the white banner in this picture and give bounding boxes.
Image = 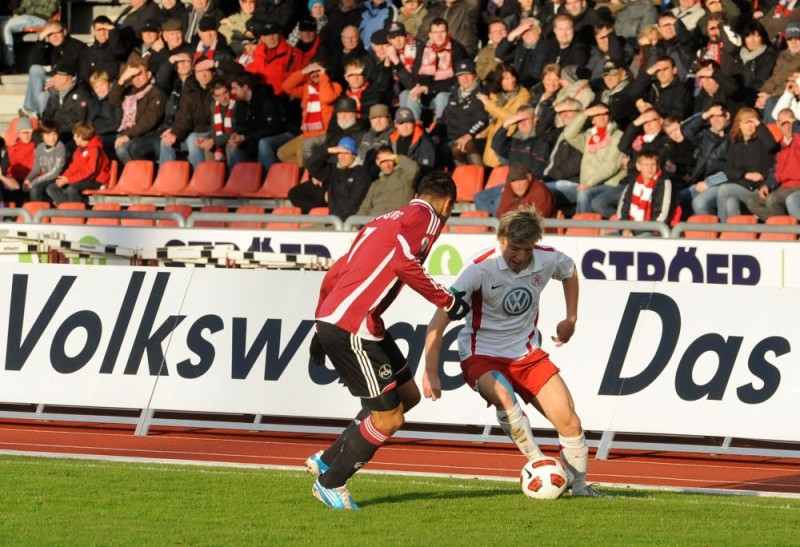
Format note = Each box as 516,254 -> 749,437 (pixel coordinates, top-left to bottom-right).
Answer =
0,263 -> 797,442
8,223 -> 800,288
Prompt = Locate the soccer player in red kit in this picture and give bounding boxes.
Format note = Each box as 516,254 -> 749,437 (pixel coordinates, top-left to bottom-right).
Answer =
306,171 -> 471,510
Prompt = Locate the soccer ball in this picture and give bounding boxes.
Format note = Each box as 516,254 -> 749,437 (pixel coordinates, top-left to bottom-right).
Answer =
520,457 -> 568,500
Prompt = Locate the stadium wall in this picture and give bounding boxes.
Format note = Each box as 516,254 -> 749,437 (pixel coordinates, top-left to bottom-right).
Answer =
0,229 -> 798,444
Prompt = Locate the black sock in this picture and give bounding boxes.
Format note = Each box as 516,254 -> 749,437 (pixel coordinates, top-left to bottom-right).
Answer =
321,407 -> 370,464
319,415 -> 389,488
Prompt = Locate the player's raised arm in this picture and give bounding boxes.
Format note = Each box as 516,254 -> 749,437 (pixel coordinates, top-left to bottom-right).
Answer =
552,270 -> 579,347
423,308 -> 452,401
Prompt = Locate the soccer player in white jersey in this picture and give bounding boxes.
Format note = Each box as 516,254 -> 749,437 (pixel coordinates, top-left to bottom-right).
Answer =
423,205 -> 605,497
305,171 -> 471,510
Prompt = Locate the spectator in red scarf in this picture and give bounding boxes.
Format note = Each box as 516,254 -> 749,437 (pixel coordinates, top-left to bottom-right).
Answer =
192,17 -> 235,64
617,151 -> 676,235
196,78 -> 235,162
396,18 -> 468,126
111,59 -> 166,164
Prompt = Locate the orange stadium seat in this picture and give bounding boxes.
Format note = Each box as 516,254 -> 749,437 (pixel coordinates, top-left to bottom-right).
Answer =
449,210 -> 491,233
230,205 -> 266,228
565,212 -> 602,236
683,214 -> 720,239
142,161 -> 191,196
452,165 -> 485,202
95,160 -> 154,195
485,165 -> 509,189
175,161 -> 226,196
246,162 -> 300,199
87,203 -> 122,226
17,201 -> 50,223
218,162 -> 263,196
194,205 -> 228,227
52,202 -> 86,225
121,203 -> 157,226
760,215 -> 798,240
719,215 -> 758,240
159,204 -> 194,227
267,206 -> 302,229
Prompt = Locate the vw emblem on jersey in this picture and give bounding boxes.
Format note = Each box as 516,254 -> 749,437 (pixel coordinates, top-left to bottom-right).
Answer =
503,287 -> 533,315
378,364 -> 392,379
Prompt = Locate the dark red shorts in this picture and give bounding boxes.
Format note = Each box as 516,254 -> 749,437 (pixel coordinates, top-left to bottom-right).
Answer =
461,348 -> 560,403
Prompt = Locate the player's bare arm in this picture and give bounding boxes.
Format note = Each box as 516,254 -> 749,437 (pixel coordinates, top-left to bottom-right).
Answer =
423,308 -> 452,401
552,271 -> 579,347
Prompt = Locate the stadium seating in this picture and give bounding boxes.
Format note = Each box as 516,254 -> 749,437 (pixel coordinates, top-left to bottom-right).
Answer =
217,162 -> 263,196
194,205 -> 229,227
267,206 -> 302,229
17,201 -> 50,223
94,160 -> 154,196
565,212 -> 602,236
485,165 -> 509,189
141,161 -> 191,196
159,204 -> 193,227
449,210 -> 491,233
452,165 -> 485,203
719,215 -> 758,240
683,214 -> 720,240
175,161 -> 226,197
245,162 -> 300,199
51,202 -> 86,225
230,205 -> 266,228
760,215 -> 799,240
121,204 -> 157,227
87,203 -> 122,226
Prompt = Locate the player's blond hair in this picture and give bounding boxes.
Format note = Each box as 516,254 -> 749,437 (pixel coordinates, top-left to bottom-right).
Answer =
497,205 -> 545,245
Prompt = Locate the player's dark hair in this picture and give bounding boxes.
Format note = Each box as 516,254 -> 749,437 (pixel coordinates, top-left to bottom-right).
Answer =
417,170 -> 456,202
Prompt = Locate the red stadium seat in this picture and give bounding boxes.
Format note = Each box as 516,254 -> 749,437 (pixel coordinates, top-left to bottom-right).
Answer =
719,215 -> 758,240
88,203 -> 122,226
449,210 -> 491,233
267,206 -> 302,229
95,160 -> 154,195
121,203 -> 157,226
565,212 -> 602,236
452,165 -> 485,203
142,161 -> 191,196
175,161 -> 226,196
17,201 -> 50,223
683,214 -> 720,239
52,202 -> 86,225
217,162 -> 263,196
485,165 -> 509,189
230,205 -> 266,228
193,205 -> 228,227
246,162 -> 300,198
760,215 -> 798,240
159,204 -> 194,227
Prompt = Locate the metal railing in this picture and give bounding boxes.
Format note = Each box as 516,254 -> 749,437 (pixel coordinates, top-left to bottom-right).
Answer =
33,209 -> 187,226
185,213 -> 344,230
0,207 -> 30,223
671,221 -> 800,239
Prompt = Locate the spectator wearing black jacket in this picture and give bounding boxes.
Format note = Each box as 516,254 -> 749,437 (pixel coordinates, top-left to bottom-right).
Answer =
624,56 -> 692,120
41,63 -> 91,146
542,14 -> 589,69
158,0 -> 190,34
732,21 -> 777,108
389,107 -> 437,172
290,136 -> 371,218
87,71 -> 123,159
151,19 -> 193,91
438,59 -> 489,168
127,51 -> 194,162
22,21 -> 86,116
228,72 -> 290,172
305,96 -> 368,169
190,17 -> 235,64
495,17 -> 547,89
81,17 -> 126,84
255,0 -> 302,37
693,59 -> 737,115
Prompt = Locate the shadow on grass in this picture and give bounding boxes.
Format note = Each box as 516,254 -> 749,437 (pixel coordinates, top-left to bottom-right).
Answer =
360,487 -> 642,507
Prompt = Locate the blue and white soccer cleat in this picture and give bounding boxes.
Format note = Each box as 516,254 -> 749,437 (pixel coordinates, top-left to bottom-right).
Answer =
312,479 -> 359,510
305,450 -> 329,477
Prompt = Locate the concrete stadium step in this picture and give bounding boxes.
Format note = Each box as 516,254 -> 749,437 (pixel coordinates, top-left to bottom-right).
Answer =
0,74 -> 29,96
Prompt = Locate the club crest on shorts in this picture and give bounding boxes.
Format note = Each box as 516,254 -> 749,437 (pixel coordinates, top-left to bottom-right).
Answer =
378,364 -> 392,379
503,287 -> 533,315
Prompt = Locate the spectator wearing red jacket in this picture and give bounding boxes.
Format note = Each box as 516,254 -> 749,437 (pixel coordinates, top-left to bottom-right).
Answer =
249,21 -> 292,96
47,122 -> 111,205
5,117 -> 36,183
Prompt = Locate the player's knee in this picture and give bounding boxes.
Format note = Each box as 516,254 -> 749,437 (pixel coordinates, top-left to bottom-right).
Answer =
372,407 -> 405,435
554,413 -> 582,438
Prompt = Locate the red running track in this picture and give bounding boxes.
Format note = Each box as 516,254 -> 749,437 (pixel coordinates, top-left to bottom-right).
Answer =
1,420 -> 799,497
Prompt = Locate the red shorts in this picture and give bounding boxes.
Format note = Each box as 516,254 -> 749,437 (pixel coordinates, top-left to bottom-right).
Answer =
461,349 -> 560,403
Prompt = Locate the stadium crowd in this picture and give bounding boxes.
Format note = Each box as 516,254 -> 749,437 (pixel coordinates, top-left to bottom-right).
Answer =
1,0 -> 800,226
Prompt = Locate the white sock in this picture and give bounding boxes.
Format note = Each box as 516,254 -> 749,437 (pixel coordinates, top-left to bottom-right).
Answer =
497,404 -> 544,460
559,433 -> 589,492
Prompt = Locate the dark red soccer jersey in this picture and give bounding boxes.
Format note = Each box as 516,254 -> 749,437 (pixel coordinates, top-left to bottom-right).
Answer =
316,199 -> 454,340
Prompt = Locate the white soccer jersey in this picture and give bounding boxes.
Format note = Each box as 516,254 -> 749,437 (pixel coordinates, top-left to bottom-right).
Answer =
453,245 -> 575,361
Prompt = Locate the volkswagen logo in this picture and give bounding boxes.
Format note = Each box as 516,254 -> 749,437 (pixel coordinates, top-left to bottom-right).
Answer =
503,287 -> 533,315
